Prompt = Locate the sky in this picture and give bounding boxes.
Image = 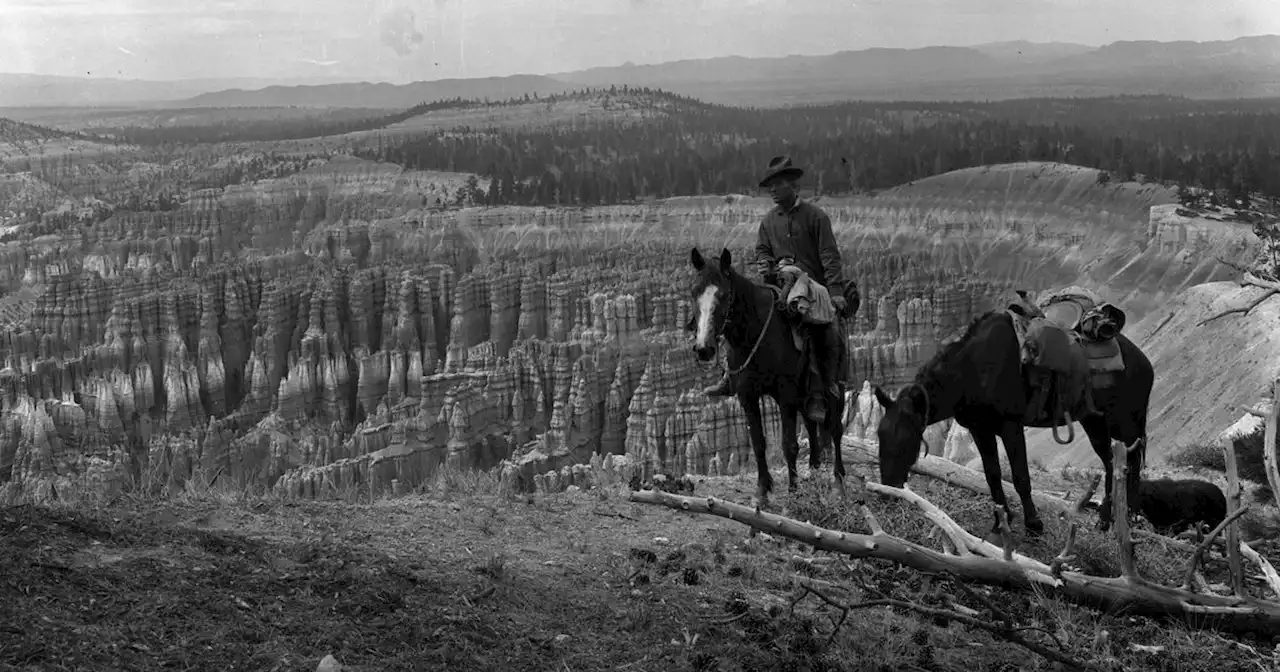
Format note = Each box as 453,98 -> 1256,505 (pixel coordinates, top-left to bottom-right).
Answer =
1,0 -> 1278,83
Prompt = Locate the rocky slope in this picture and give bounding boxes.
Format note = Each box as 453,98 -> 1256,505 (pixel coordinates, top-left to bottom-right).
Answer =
0,159 -> 1248,502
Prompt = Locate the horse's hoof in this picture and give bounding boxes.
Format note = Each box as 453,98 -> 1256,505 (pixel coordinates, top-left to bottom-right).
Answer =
1025,519 -> 1045,537
1096,519 -> 1112,533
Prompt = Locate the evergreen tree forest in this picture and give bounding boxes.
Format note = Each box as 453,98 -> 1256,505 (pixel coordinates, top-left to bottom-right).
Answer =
56,88 -> 1280,206
355,92 -> 1280,206
83,98 -> 487,145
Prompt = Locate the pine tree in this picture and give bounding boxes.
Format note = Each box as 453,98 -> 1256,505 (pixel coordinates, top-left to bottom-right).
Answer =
487,176 -> 500,205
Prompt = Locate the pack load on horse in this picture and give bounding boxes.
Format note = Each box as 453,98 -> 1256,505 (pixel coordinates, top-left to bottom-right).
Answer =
874,287 -> 1153,536
1009,286 -> 1130,442
777,261 -> 838,325
689,155 -> 861,509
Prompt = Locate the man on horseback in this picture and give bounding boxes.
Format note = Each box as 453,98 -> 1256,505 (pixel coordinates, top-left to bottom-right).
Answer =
704,156 -> 859,424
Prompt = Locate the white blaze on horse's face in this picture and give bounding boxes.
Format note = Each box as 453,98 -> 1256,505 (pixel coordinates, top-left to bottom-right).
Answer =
694,285 -> 720,350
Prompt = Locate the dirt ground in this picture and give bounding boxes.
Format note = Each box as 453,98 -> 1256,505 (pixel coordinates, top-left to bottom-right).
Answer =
3,463 -> 1280,672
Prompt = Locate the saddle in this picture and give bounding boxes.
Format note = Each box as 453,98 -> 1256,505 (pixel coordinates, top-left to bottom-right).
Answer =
765,283 -> 850,395
1006,287 -> 1129,437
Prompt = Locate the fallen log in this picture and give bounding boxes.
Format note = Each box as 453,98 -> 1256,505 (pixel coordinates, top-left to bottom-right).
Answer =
629,441 -> 1280,635
841,436 -> 1080,516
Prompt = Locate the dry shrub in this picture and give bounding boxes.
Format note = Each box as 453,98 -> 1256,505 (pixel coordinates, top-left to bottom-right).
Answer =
1168,426 -> 1274,503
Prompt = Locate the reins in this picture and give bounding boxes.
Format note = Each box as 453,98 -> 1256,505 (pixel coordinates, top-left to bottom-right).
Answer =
726,298 -> 773,376
713,276 -> 774,376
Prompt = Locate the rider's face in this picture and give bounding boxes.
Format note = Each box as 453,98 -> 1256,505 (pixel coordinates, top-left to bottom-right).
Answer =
766,178 -> 796,204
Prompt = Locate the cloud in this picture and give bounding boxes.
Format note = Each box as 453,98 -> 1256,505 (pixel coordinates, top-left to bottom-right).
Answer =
378,6 -> 425,57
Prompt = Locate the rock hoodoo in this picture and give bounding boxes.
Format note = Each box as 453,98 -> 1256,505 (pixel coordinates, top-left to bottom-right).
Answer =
0,160 -> 1235,501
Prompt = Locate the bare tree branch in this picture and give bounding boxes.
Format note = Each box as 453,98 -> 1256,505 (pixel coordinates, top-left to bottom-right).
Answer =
1050,512 -> 1080,579
1181,506 -> 1251,592
1239,543 -> 1280,600
1197,273 -> 1280,326
791,577 -> 1103,672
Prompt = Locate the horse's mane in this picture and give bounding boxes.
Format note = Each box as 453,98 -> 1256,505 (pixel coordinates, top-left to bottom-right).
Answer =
719,260 -> 770,308
912,308 -> 1003,388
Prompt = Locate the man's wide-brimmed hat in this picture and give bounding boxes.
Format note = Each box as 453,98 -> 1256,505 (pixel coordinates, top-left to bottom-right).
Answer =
759,155 -> 804,187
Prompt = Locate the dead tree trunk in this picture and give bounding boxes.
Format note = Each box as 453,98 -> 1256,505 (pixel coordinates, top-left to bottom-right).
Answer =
1223,436 -> 1246,596
629,440 -> 1280,635
1262,381 -> 1280,511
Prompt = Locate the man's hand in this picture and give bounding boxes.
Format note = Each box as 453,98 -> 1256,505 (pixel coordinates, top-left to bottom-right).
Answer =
831,296 -> 847,313
757,259 -> 779,285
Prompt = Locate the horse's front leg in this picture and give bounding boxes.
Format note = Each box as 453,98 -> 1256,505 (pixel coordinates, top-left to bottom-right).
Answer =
998,421 -> 1044,536
969,426 -> 1014,536
778,402 -> 802,492
739,394 -> 773,508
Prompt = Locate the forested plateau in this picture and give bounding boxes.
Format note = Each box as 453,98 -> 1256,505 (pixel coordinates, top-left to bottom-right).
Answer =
32,89 -> 1280,208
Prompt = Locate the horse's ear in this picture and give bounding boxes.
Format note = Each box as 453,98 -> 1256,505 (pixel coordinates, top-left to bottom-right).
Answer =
719,248 -> 732,270
873,385 -> 894,409
690,248 -> 705,270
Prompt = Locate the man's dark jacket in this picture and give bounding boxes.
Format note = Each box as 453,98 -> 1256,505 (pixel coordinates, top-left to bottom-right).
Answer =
754,199 -> 848,298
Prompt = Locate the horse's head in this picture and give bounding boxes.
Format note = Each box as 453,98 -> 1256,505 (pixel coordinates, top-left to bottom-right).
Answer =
687,247 -> 736,361
873,383 -> 931,488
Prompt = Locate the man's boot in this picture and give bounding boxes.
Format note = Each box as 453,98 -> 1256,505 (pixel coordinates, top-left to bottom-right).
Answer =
703,370 -> 734,398
703,344 -> 736,397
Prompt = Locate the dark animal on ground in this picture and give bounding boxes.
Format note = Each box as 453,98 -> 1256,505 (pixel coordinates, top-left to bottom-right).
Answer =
687,247 -> 847,508
873,309 -> 1154,537
1135,478 -> 1227,536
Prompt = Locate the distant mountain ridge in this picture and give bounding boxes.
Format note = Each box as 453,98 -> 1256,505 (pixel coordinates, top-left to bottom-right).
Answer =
548,35 -> 1280,104
967,41 -> 1096,63
2,35 -> 1278,108
179,75 -> 575,110
0,73 -> 357,108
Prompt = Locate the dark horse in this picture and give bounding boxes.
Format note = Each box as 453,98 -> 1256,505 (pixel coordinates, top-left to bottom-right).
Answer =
873,309 -> 1153,534
687,247 -> 848,508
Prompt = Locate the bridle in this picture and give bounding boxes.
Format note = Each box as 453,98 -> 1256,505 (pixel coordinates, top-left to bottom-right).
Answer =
902,382 -> 933,456
701,269 -> 774,376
